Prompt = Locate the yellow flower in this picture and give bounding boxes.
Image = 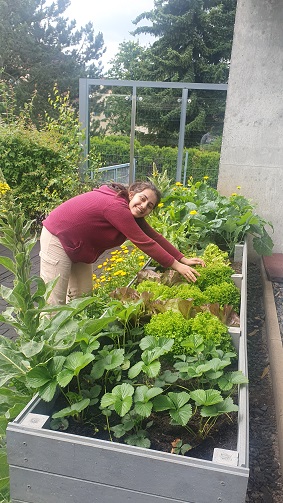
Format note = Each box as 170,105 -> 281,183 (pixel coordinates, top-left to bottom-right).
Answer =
175,182 -> 183,186
231,193 -> 237,196
111,250 -> 119,255
0,182 -> 11,196
97,264 -> 103,269
189,210 -> 197,215
237,186 -> 241,190
158,202 -> 164,208
203,176 -> 209,180
139,262 -> 145,267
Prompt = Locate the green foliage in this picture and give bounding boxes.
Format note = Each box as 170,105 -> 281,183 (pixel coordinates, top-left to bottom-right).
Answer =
0,198 -> 247,482
200,243 -> 230,266
103,1 -> 237,145
136,281 -> 173,300
148,176 -> 274,256
0,0 -> 104,120
144,310 -> 232,356
171,284 -> 208,306
0,208 -> 116,499
196,265 -> 235,290
90,135 -> 220,183
144,311 -> 191,347
186,312 -> 233,353
204,282 -> 241,313
0,83 -> 99,222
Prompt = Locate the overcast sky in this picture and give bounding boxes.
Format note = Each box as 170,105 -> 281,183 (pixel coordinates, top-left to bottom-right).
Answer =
65,0 -> 155,69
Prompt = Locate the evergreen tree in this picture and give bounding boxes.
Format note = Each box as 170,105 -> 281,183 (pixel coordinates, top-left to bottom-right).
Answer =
105,0 -> 236,146
0,0 -> 105,120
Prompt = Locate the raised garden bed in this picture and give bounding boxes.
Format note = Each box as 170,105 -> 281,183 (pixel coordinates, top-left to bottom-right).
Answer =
6,243 -> 249,503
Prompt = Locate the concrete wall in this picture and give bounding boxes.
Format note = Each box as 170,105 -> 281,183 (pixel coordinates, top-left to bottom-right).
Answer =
218,0 -> 283,253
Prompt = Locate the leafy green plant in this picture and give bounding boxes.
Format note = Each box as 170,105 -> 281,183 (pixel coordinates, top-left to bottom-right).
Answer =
0,191 -> 248,491
148,175 -> 273,256
0,81 -> 99,223
0,207 -> 116,499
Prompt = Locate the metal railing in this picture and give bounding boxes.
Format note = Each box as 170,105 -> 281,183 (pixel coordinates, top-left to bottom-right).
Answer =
98,162 -> 135,184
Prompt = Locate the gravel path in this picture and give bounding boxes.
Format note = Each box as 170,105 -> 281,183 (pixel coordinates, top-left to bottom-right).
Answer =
246,262 -> 283,502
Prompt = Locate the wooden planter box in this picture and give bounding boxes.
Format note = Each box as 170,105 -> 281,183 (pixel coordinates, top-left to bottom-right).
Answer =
6,243 -> 249,503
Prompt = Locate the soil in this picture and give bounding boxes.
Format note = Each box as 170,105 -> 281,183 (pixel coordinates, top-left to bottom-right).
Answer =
62,407 -> 239,461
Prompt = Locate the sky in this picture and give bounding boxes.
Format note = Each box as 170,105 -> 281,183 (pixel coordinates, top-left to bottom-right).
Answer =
65,0 -> 155,69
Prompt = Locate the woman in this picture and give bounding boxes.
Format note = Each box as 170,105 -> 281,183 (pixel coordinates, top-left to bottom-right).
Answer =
40,180 -> 205,305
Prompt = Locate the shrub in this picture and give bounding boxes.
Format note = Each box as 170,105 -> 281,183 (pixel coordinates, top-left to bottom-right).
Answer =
0,82 -> 99,222
90,135 -> 220,185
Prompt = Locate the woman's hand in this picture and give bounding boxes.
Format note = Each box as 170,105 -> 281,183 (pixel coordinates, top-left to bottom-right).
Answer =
180,256 -> 206,268
171,259 -> 205,283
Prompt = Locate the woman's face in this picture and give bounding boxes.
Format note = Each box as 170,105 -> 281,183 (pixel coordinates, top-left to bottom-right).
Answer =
128,189 -> 158,218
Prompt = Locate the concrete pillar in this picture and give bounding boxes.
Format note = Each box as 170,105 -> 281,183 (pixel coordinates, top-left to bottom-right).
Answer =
217,0 -> 283,253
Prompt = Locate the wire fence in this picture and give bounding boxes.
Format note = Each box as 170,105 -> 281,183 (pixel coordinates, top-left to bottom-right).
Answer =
87,83 -> 226,188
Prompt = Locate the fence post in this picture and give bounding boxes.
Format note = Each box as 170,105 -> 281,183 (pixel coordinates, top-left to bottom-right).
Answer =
129,86 -> 137,185
176,88 -> 188,182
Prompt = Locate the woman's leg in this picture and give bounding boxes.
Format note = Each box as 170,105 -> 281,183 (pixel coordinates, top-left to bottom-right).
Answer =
67,262 -> 93,302
39,226 -> 72,305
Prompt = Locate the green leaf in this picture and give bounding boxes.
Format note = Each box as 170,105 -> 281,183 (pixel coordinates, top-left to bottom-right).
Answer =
0,256 -> 16,274
38,379 -> 58,402
201,397 -> 239,417
113,383 -> 134,400
153,395 -> 174,412
143,360 -> 161,378
82,316 -> 117,336
128,361 -> 144,379
115,395 -> 133,417
52,399 -> 90,419
190,389 -> 223,407
170,404 -> 192,426
26,366 -> 52,388
20,340 -> 45,358
63,352 -> 94,376
101,384 -> 134,417
103,349 -> 125,370
134,401 -> 153,418
253,232 -> 274,256
168,391 -> 191,409
125,431 -> 151,448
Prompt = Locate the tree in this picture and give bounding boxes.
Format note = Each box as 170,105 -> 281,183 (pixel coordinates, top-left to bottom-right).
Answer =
0,0 -> 105,120
105,0 -> 236,146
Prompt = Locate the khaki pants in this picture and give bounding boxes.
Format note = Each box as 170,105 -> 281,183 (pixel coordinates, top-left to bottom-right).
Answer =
39,227 -> 93,305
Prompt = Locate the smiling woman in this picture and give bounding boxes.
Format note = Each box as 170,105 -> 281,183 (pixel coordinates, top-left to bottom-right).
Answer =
39,180 -> 205,305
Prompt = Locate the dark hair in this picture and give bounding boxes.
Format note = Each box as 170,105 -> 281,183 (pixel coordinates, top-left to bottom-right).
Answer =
107,181 -> 162,208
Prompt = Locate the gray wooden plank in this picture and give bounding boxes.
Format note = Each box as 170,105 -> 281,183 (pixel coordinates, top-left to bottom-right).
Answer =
7,427 -> 249,503
9,467 -> 198,503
